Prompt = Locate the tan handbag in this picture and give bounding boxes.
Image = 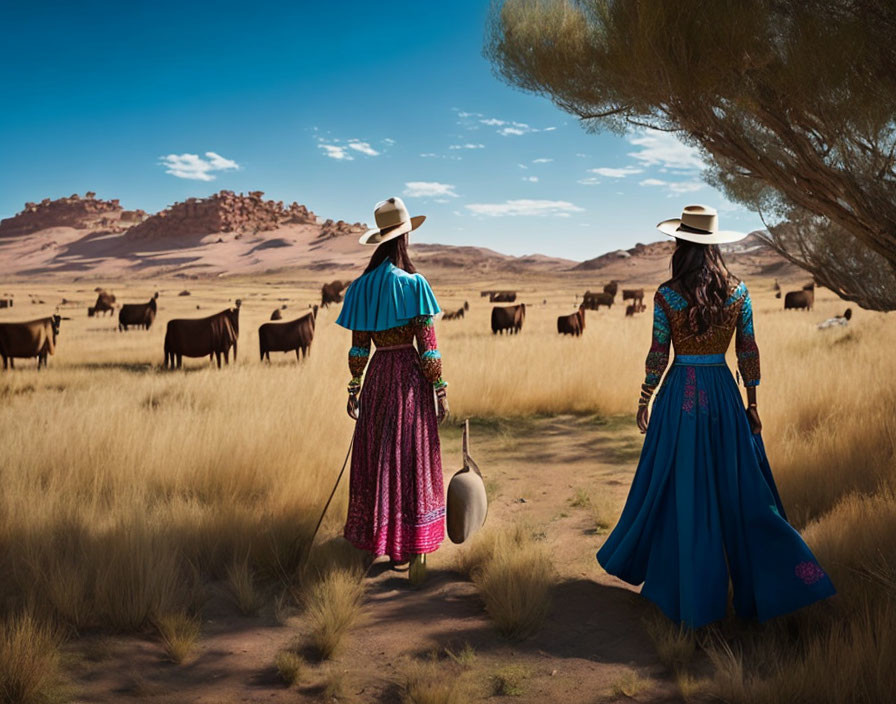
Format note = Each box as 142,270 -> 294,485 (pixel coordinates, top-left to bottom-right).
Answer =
446,419 -> 488,544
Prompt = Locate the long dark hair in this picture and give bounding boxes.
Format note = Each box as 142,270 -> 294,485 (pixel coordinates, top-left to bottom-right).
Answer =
363,233 -> 417,275
668,240 -> 736,334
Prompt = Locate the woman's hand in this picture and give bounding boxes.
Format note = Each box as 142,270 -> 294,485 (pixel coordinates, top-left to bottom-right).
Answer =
746,406 -> 762,435
347,392 -> 359,421
637,405 -> 649,434
437,394 -> 450,425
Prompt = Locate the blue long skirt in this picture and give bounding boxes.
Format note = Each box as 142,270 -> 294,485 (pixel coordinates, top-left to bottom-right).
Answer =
597,354 -> 835,628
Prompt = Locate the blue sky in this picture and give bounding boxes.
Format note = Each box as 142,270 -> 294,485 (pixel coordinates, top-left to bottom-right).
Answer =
0,1 -> 763,261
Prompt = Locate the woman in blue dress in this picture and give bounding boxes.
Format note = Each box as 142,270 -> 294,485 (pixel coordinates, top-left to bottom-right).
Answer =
597,205 -> 835,629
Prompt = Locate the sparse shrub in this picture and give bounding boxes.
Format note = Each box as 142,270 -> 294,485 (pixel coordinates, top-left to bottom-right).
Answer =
491,664 -> 529,697
225,555 -> 264,616
402,661 -> 465,704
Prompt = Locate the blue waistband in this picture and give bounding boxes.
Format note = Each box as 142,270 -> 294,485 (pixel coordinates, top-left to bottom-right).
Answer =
673,353 -> 726,365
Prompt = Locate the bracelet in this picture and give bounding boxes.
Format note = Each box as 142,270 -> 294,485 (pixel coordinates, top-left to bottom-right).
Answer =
748,403 -> 757,409
433,379 -> 448,391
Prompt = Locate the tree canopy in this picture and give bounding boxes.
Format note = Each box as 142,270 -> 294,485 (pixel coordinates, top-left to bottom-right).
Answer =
486,0 -> 896,309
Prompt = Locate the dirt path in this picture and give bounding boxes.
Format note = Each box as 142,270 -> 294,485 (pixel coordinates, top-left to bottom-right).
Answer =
64,416 -> 681,703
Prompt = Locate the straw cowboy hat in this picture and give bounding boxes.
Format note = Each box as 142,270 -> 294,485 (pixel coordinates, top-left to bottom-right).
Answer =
359,197 -> 426,246
657,204 -> 747,245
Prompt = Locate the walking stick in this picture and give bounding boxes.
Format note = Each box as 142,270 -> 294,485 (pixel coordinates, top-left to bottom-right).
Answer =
309,435 -> 354,545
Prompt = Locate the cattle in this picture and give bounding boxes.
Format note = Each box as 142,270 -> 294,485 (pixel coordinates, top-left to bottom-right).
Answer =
92,290 -> 116,316
258,308 -> 317,362
0,315 -> 62,370
625,302 -> 647,316
87,307 -> 96,317
118,292 -> 159,331
321,280 -> 350,308
443,307 -> 465,320
490,291 -> 517,303
557,304 -> 586,336
0,299 -> 12,308
603,281 -> 619,297
622,288 -> 645,306
463,301 -> 470,311
270,308 -> 282,320
164,301 -> 240,369
491,304 -> 526,334
784,283 -> 815,311
583,291 -> 614,310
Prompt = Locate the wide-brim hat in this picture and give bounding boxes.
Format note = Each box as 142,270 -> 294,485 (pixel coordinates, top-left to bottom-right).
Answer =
657,204 -> 747,245
359,196 -> 426,246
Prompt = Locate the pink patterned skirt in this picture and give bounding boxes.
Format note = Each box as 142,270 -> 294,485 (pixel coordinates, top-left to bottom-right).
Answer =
344,347 -> 445,561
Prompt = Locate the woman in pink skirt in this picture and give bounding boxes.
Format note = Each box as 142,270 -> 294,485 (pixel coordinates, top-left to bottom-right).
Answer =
336,197 -> 449,584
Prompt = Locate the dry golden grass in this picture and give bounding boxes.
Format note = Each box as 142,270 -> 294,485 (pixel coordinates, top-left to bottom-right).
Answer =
0,613 -> 62,704
303,567 -> 366,660
457,524 -> 554,639
490,664 -> 530,697
273,648 -> 306,686
154,611 -> 201,664
0,277 -> 894,701
401,660 -> 466,704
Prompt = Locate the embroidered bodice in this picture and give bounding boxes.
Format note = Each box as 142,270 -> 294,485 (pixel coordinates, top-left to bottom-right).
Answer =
645,281 -> 760,388
349,316 -> 444,388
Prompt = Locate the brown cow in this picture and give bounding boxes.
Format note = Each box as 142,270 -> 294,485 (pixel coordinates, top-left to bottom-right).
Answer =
164,301 -> 240,369
583,291 -> 614,310
118,293 -> 158,331
259,308 -> 317,362
463,300 -> 470,311
784,283 -> 815,311
270,308 -> 282,320
491,304 -> 526,334
0,298 -> 12,308
625,302 -> 647,317
93,290 -> 116,316
321,280 -> 349,308
603,281 -> 619,297
443,307 -> 465,320
0,315 -> 62,370
622,288 -> 645,306
490,291 -> 517,303
557,305 -> 586,336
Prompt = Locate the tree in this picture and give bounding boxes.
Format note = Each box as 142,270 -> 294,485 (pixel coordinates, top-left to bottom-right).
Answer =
486,0 -> 896,309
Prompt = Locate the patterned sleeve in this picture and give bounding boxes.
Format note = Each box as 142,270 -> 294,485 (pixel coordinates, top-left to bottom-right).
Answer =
645,290 -> 671,388
412,316 -> 446,389
348,330 -> 371,384
735,285 -> 761,386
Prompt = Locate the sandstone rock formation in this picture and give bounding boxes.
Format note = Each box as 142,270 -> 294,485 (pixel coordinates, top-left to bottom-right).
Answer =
0,193 -> 139,238
125,191 -> 331,240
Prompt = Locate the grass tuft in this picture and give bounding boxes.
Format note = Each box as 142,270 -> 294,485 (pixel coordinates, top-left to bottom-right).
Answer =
155,611 -> 201,664
491,664 -> 529,697
304,567 -> 365,660
274,650 -> 305,686
0,613 -> 62,704
225,555 -> 264,616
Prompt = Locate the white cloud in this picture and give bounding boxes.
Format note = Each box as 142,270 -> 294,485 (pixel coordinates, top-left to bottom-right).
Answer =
346,141 -> 379,156
318,144 -> 353,161
403,181 -> 459,198
465,199 -> 584,217
159,152 -> 240,181
532,158 -> 553,164
576,153 -> 588,158
476,117 -> 554,136
419,153 -> 438,158
628,130 -> 704,171
480,118 -> 506,126
499,126 -> 528,136
448,143 -> 485,150
523,176 -> 539,182
639,177 -> 704,194
382,138 -> 396,145
517,163 -> 528,170
578,176 -> 601,186
589,166 -> 643,178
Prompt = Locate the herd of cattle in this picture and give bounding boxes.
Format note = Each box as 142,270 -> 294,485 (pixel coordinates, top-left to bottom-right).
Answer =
0,278 -> 831,370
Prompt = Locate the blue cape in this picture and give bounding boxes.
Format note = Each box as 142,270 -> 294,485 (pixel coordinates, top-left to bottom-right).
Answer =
335,261 -> 440,331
